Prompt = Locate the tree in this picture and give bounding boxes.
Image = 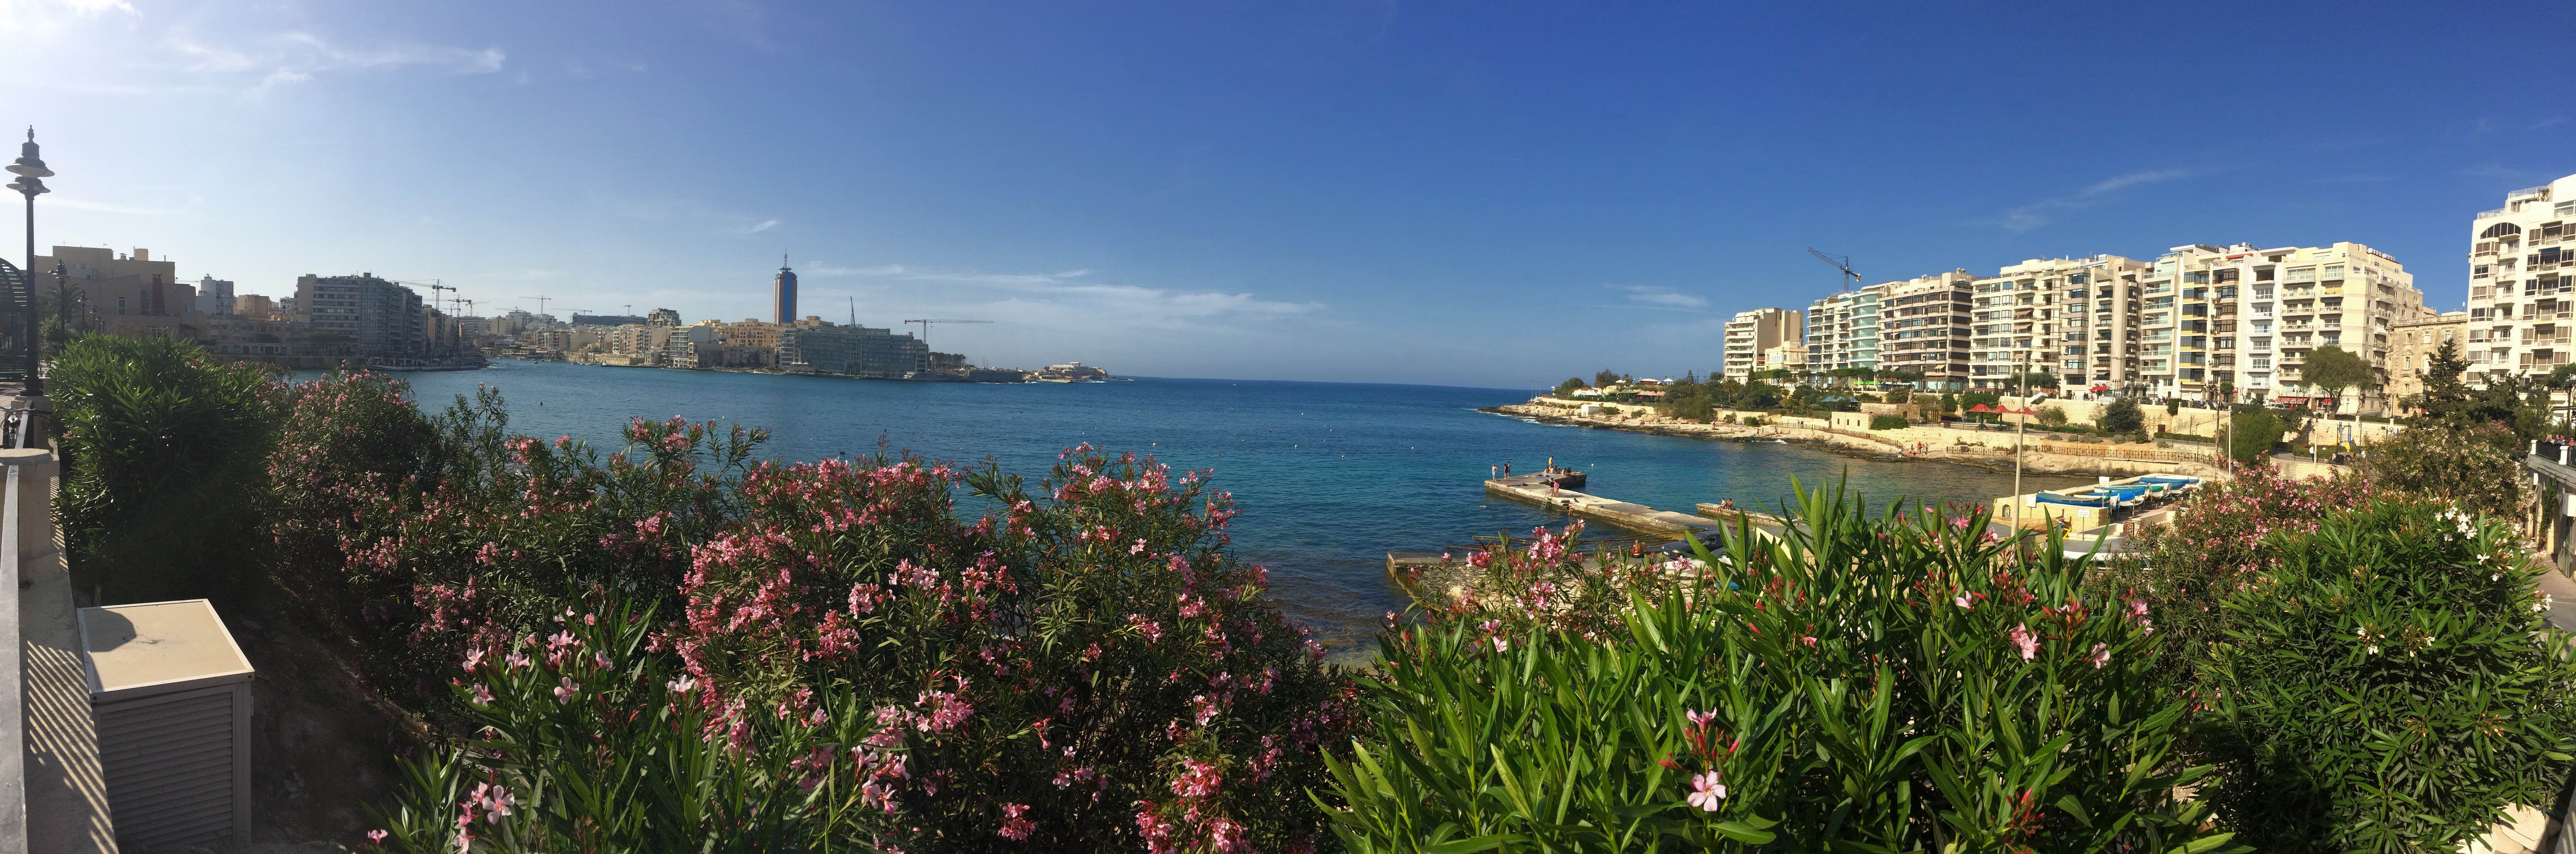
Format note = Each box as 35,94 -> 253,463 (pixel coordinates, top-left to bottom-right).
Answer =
2225,405 -> 2281,466
2100,398 -> 2145,435
2301,345 -> 2373,445
1594,369 -> 1622,389
1554,377 -> 1587,396
1939,392 -> 1958,415
2035,405 -> 2067,427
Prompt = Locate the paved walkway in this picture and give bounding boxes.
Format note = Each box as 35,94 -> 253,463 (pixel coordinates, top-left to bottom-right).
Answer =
2536,565 -> 2576,632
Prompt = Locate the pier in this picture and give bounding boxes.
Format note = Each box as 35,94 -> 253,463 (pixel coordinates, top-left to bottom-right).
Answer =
1483,470 -> 1735,539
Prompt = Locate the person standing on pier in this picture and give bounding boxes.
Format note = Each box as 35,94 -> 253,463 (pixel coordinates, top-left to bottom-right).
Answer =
1491,464 -> 1498,480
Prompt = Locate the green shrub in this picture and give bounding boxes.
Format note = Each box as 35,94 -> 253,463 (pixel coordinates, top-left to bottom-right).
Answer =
52,334 -> 278,603
2099,399 -> 2145,435
1868,414 -> 1908,431
2353,421 -> 2523,519
2225,406 -> 2281,466
2036,405 -> 2068,426
2197,497 -> 2576,852
1325,486 -> 2232,853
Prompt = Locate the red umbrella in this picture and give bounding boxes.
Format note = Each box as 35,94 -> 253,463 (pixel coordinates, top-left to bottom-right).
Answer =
1967,403 -> 1993,413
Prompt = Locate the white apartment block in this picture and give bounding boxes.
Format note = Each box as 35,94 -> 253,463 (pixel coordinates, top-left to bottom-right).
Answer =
1874,271 -> 1976,391
2144,242 -> 2424,409
1971,256 -> 2151,391
1723,307 -> 1803,381
2464,174 -> 2576,383
1804,288 -> 1881,380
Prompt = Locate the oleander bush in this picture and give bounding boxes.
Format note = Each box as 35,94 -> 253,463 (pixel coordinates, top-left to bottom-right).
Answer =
2353,421 -> 2525,520
2195,497 -> 2576,853
274,380 -> 1355,850
52,333 -> 279,602
2090,469 -> 2380,696
1328,484 -> 2233,853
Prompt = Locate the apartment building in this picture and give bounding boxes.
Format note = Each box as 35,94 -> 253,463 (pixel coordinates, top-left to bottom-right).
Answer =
778,323 -> 932,379
1722,307 -> 1803,381
2140,242 -> 2425,409
1971,255 -> 2151,391
1804,289 -> 1882,380
2464,173 -> 2576,384
295,273 -> 427,356
1874,271 -> 1976,391
33,246 -> 189,320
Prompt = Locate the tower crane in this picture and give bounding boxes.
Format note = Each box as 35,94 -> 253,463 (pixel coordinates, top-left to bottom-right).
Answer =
902,319 -> 992,353
522,295 -> 555,318
1807,249 -> 1860,293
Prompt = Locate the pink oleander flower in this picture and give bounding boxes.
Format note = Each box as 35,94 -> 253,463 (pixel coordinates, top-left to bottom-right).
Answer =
2007,624 -> 2037,661
367,830 -> 389,843
462,649 -> 485,672
1954,593 -> 1973,609
504,650 -> 531,669
1172,758 -> 1223,799
668,674 -> 698,694
999,803 -> 1035,841
554,677 -> 581,704
2088,642 -> 2110,669
468,782 -> 515,824
1686,709 -> 1717,727
1686,771 -> 1727,811
470,684 -> 493,705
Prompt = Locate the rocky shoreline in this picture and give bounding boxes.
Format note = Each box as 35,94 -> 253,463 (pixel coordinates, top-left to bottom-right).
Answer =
1483,402 -> 2226,480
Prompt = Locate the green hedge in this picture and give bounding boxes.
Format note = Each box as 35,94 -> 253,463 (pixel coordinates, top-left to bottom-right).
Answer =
1867,414 -> 1909,431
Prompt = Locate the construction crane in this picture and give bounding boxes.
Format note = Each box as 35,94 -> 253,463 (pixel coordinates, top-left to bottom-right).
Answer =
522,295 -> 555,318
902,319 -> 992,353
1807,249 -> 1860,293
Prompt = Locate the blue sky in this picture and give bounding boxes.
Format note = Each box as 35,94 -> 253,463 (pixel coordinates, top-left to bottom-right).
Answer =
4,1 -> 2570,388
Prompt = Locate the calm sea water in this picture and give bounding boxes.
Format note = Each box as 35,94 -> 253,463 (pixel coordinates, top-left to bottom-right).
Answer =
356,362 -> 2084,651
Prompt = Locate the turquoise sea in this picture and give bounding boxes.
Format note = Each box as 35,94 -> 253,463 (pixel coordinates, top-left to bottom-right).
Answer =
368,362 -> 2086,651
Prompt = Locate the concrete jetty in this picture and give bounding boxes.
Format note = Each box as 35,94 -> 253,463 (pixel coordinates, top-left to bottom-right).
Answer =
1484,472 -> 1732,539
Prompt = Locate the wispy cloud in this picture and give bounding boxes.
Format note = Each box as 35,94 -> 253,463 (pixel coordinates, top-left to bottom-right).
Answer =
1605,284 -> 1709,310
740,218 -> 780,234
160,29 -> 505,95
825,264 -> 1321,326
2457,163 -> 2534,181
2534,116 -> 2570,130
473,268 -> 568,281
0,0 -> 134,35
1993,168 -> 2209,233
46,197 -> 173,215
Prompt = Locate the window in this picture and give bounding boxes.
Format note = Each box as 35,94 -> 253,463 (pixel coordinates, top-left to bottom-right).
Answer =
116,297 -> 127,315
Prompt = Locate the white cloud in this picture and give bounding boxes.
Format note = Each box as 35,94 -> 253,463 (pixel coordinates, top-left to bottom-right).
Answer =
2080,169 -> 2197,195
1994,168 -> 2208,233
825,264 -> 1321,327
46,197 -> 173,215
160,28 -> 506,95
1606,284 -> 1709,309
740,218 -> 779,234
0,0 -> 134,35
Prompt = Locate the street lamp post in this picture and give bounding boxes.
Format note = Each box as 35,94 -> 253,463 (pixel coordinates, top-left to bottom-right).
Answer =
6,128 -> 53,395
